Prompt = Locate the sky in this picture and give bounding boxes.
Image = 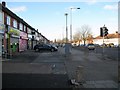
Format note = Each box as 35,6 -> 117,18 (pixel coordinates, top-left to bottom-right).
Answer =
2,0 -> 119,41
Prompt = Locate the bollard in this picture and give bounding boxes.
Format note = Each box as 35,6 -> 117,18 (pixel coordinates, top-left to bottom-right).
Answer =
75,66 -> 84,83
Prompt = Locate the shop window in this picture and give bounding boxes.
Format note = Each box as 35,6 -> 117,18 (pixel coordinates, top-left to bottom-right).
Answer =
0,11 -> 2,23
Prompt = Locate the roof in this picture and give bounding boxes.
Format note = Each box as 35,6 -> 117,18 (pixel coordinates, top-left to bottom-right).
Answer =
0,3 -> 35,30
94,32 -> 120,39
1,2 -> 49,41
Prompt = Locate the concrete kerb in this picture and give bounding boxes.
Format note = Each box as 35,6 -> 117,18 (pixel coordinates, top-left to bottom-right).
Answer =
61,49 -> 86,88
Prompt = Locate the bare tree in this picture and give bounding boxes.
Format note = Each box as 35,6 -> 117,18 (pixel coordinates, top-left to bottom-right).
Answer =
80,25 -> 92,46
73,31 -> 82,44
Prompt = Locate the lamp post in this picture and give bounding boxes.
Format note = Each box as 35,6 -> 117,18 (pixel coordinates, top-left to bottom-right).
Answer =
70,7 -> 80,43
64,13 -> 70,55
65,13 -> 68,43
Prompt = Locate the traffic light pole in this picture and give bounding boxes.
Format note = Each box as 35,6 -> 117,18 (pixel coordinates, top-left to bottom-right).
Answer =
100,25 -> 108,56
102,25 -> 105,54
103,35 -> 104,53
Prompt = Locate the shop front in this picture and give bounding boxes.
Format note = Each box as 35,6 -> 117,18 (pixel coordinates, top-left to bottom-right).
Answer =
28,34 -> 32,50
31,35 -> 37,49
19,31 -> 28,52
8,27 -> 20,56
0,23 -> 5,57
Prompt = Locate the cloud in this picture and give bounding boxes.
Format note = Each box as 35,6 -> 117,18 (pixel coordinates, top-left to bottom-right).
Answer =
9,6 -> 27,13
104,4 -> 118,10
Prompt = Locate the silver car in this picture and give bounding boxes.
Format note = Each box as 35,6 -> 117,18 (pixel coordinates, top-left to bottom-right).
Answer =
87,44 -> 95,50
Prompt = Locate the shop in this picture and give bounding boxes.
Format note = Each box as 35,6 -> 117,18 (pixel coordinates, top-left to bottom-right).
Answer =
8,27 -> 20,55
19,31 -> 28,52
0,23 -> 5,57
31,35 -> 37,49
28,34 -> 32,50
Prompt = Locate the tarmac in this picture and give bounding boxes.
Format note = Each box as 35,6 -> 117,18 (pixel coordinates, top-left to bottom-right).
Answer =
2,47 -> 119,89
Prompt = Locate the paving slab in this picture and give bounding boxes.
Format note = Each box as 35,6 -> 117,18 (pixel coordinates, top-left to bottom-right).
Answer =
83,80 -> 118,88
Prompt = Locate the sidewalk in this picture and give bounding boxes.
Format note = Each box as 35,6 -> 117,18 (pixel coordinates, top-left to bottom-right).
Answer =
1,50 -> 39,63
59,47 -> 118,88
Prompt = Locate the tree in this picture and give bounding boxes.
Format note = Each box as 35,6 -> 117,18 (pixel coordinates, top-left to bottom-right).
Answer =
79,25 -> 92,46
73,31 -> 82,44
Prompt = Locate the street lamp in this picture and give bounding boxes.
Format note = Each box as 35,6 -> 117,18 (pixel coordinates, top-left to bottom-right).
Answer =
70,7 -> 80,43
65,13 -> 68,43
64,13 -> 70,55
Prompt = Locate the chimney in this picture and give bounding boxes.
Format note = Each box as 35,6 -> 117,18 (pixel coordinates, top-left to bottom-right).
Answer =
2,1 -> 6,7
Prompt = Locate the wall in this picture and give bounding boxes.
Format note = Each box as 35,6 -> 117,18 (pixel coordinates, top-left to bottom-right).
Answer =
93,38 -> 119,45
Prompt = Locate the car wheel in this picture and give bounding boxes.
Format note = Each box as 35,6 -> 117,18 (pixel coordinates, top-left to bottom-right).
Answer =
35,48 -> 39,52
51,48 -> 54,52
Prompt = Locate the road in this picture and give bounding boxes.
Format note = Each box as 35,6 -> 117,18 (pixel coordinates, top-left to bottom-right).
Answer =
2,47 -> 118,88
74,46 -> 119,60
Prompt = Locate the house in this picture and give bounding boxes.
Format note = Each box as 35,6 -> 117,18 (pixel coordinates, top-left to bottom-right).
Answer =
0,1 -> 49,58
93,31 -> 120,46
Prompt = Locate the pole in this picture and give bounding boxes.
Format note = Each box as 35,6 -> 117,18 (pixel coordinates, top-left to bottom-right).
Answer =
103,35 -> 104,53
70,7 -> 80,43
102,25 -> 105,54
70,8 -> 72,43
65,13 -> 68,43
65,13 -> 70,55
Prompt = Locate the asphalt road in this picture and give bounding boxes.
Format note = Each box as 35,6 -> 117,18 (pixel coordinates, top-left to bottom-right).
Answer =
3,73 -> 70,88
74,46 -> 119,60
2,47 -> 118,89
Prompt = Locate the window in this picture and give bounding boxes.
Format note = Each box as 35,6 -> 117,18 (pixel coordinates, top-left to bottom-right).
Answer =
0,11 -> 2,23
7,15 -> 10,25
13,19 -> 17,28
27,27 -> 31,34
24,25 -> 26,32
19,23 -> 23,30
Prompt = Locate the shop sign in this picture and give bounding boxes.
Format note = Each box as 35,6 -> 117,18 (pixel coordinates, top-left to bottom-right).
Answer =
9,27 -> 20,36
0,23 -> 5,34
20,31 -> 28,40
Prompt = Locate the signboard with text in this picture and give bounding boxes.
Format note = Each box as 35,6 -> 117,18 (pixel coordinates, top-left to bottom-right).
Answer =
0,23 -> 5,34
8,27 -> 20,36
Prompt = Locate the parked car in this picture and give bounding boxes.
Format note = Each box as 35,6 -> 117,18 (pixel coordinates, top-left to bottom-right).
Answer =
34,44 -> 58,52
100,43 -> 107,47
87,43 -> 95,50
108,43 -> 114,47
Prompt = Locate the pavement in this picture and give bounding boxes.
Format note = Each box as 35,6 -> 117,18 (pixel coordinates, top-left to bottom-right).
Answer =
2,47 -> 119,89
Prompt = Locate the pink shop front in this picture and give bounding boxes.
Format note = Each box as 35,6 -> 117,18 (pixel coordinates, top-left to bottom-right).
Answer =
19,31 -> 28,52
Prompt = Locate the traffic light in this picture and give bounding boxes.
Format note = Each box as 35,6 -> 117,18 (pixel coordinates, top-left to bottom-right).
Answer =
100,26 -> 108,37
100,27 -> 103,37
104,27 -> 108,36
